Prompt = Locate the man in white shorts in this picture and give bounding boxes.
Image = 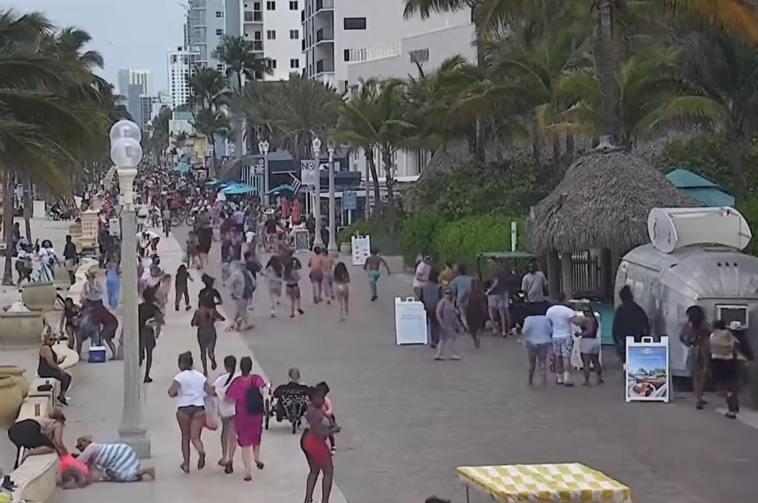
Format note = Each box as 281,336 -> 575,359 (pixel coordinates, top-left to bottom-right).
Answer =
546,293 -> 577,386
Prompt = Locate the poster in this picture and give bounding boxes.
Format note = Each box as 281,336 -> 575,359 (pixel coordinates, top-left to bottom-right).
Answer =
351,234 -> 371,266
625,336 -> 670,402
394,297 -> 428,345
294,229 -> 310,252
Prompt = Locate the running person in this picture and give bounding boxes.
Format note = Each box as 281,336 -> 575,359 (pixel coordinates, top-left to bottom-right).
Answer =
320,248 -> 335,304
308,247 -> 324,304
363,249 -> 391,301
333,262 -> 350,321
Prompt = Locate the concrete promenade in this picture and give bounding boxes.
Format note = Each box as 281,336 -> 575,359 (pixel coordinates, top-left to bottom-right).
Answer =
46,232 -> 348,503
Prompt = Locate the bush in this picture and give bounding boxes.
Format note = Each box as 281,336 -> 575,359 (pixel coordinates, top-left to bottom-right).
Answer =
431,214 -> 526,273
739,198 -> 758,256
399,210 -> 442,266
338,218 -> 376,244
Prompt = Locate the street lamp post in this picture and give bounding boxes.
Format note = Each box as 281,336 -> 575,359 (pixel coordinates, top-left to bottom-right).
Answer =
312,137 -> 324,249
259,139 -> 270,207
111,120 -> 151,459
327,145 -> 338,256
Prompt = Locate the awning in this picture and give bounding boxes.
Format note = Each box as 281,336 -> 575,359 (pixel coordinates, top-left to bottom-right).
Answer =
174,162 -> 190,173
266,184 -> 297,195
220,182 -> 257,195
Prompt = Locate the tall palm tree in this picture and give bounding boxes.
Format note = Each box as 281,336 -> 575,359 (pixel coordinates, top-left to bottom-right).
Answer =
188,67 -> 230,111
191,108 -> 230,171
213,35 -> 272,89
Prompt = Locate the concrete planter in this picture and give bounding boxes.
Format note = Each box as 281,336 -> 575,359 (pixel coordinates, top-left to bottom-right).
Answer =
0,311 -> 47,348
0,375 -> 23,429
340,242 -> 351,255
21,282 -> 56,312
0,365 -> 29,397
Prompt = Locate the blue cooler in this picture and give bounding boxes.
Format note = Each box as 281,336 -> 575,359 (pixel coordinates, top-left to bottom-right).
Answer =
88,346 -> 107,363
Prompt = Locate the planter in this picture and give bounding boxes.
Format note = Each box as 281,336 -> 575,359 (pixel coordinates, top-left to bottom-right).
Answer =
0,375 -> 23,430
0,311 -> 47,348
21,282 -> 56,312
340,242 -> 351,255
0,365 -> 29,397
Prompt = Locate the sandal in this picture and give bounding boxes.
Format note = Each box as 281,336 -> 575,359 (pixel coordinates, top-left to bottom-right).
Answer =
255,461 -> 265,470
197,452 -> 206,470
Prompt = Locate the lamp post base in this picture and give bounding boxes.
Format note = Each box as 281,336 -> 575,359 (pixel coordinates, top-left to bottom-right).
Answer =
118,426 -> 152,459
328,243 -> 339,257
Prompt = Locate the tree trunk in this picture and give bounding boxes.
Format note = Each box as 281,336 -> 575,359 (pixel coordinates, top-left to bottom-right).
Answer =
23,177 -> 32,241
381,146 -> 396,236
2,172 -> 15,285
565,133 -> 575,163
472,4 -> 486,164
366,147 -> 381,218
596,0 -> 618,142
551,133 -> 561,169
531,119 -> 541,162
727,128 -> 746,203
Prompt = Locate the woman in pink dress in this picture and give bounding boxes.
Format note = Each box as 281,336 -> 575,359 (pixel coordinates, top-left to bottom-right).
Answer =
225,356 -> 266,481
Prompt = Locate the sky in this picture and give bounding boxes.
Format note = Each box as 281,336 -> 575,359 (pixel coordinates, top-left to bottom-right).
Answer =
7,0 -> 185,91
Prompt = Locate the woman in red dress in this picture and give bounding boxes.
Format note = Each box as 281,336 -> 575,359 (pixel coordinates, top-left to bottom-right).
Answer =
301,386 -> 340,503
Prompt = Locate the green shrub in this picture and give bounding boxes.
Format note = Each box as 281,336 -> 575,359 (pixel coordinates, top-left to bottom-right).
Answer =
399,210 -> 442,266
739,198 -> 758,256
338,218 -> 376,243
431,214 -> 526,273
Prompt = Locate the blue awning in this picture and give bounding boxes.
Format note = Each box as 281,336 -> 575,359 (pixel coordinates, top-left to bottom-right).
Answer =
266,184 -> 297,195
220,182 -> 257,195
666,169 -> 735,207
174,162 -> 190,173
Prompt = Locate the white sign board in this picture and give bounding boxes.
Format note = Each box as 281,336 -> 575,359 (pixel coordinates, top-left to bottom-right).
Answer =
394,297 -> 428,345
294,229 -> 310,252
300,160 -> 317,186
351,234 -> 371,266
625,336 -> 670,403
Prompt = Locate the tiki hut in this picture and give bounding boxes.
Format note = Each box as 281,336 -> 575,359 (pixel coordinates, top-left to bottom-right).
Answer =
527,148 -> 699,298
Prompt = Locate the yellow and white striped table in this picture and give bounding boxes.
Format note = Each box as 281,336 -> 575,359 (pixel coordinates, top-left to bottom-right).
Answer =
457,463 -> 632,502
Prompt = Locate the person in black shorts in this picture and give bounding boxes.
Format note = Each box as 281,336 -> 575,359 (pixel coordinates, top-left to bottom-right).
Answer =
139,287 -> 163,383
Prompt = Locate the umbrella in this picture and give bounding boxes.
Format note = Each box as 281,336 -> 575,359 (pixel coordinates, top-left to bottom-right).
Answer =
265,184 -> 296,195
174,162 -> 190,173
220,183 -> 256,195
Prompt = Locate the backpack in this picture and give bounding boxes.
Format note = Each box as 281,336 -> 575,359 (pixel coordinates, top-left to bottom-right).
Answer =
242,269 -> 255,300
245,382 -> 264,415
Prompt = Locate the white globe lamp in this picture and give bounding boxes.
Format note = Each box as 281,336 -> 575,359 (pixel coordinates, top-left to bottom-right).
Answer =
110,120 -> 142,144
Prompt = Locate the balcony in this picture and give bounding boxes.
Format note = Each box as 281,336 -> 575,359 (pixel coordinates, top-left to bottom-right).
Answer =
315,27 -> 333,43
254,11 -> 262,21
347,41 -> 401,64
315,58 -> 334,74
301,39 -> 305,51
253,41 -> 263,51
315,0 -> 334,11
301,9 -> 305,22
244,11 -> 253,22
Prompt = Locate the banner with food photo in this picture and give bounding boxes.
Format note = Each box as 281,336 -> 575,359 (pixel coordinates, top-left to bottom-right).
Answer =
625,336 -> 670,403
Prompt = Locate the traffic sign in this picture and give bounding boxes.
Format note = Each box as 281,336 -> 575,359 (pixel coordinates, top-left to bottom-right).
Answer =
300,159 -> 317,186
343,191 -> 357,210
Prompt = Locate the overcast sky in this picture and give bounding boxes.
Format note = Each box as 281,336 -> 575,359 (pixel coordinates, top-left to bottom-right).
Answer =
7,0 -> 185,91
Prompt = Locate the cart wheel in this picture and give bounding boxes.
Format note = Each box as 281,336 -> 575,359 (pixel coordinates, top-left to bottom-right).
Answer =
264,398 -> 270,430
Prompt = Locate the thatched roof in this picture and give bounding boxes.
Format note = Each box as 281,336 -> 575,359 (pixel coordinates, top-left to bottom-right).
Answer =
527,149 -> 699,254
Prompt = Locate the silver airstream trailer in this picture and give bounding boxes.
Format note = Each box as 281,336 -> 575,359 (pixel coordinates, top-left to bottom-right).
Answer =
615,207 -> 757,377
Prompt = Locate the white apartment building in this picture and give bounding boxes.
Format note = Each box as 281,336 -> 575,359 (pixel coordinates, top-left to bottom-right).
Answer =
185,0 -> 228,70
238,0 -> 303,81
168,46 -> 203,108
302,0 -> 470,93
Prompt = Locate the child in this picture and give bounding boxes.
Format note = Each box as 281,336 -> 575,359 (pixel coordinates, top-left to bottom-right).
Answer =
315,381 -> 336,453
174,264 -> 193,311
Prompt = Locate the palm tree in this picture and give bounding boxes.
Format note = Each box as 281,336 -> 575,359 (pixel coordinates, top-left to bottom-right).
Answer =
640,29 -> 758,202
213,35 -> 272,89
191,108 -> 230,171
188,67 -> 230,111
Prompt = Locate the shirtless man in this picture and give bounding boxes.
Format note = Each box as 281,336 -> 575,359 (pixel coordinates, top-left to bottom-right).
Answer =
363,249 -> 391,301
320,248 -> 335,304
308,247 -> 324,303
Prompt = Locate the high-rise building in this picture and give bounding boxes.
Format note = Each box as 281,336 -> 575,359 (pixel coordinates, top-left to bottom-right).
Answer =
117,69 -> 153,124
301,0 -> 470,92
238,0 -> 303,81
168,46 -> 202,108
185,0 -> 227,70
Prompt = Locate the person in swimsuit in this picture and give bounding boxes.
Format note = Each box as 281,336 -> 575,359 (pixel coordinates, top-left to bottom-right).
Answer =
308,247 -> 324,304
333,262 -> 350,321
284,254 -> 304,318
264,255 -> 284,317
320,248 -> 335,304
363,249 -> 391,301
191,304 -> 225,375
301,386 -> 341,503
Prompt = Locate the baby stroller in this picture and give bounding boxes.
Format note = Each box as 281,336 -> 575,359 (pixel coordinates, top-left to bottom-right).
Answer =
264,384 -> 308,434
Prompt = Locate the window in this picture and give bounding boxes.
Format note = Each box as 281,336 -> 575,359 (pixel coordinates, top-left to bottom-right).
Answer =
254,31 -> 262,40
343,17 -> 366,30
290,58 -> 300,69
270,59 -> 277,69
289,0 -> 298,9
267,30 -> 276,40
266,1 -> 275,10
216,28 -> 223,35
215,10 -> 223,17
254,1 -> 261,9
289,29 -> 299,39
343,49 -> 350,61
716,305 -> 749,328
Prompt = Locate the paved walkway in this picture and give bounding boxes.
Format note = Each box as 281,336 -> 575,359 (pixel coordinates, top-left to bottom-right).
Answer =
49,232 -> 348,503
172,226 -> 758,503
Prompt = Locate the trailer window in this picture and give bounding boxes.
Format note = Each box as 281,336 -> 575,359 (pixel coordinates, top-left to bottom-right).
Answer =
715,305 -> 748,328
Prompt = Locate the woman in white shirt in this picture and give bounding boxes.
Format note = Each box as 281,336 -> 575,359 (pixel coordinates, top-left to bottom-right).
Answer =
168,351 -> 215,474
38,239 -> 60,275
213,355 -> 238,473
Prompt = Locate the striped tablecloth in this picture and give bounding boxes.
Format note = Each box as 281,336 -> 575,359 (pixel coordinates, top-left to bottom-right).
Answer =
457,463 -> 632,502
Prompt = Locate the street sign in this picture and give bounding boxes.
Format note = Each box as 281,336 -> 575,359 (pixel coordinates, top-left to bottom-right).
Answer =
300,159 -> 317,186
254,158 -> 265,175
343,191 -> 357,210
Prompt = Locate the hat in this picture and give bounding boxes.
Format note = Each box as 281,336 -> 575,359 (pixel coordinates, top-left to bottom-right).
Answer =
729,321 -> 743,331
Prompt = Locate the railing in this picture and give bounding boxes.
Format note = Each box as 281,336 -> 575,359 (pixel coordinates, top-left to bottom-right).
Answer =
244,11 -> 253,22
316,0 -> 334,11
254,11 -> 262,21
347,41 -> 401,64
316,59 -> 334,73
253,40 -> 263,51
316,27 -> 334,42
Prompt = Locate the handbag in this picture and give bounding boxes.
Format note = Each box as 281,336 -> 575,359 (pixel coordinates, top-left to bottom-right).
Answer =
204,395 -> 220,430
